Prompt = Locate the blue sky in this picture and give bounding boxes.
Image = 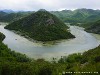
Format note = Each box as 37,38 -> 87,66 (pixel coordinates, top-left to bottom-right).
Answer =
0,0 -> 100,11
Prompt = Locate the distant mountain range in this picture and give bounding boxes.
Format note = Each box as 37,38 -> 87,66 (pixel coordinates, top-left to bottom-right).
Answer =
1,8 -> 100,35
0,11 -> 33,22
51,8 -> 100,23
0,9 -> 14,13
0,8 -> 100,23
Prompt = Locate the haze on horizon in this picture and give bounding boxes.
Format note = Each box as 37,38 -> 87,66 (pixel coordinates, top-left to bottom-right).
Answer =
0,0 -> 100,11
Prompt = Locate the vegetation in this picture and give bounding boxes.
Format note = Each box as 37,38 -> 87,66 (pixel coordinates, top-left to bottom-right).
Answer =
1,8 -> 100,23
51,8 -> 100,23
0,11 -> 32,22
0,32 -> 5,41
60,46 -> 100,75
0,8 -> 100,75
71,19 -> 100,35
0,32 -> 31,62
0,32 -> 100,75
85,20 -> 100,34
5,9 -> 75,41
76,19 -> 100,34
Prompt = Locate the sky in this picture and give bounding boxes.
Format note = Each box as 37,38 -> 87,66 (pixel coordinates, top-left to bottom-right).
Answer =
0,0 -> 100,11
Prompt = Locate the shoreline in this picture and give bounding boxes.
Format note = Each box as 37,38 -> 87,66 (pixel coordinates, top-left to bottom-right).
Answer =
0,22 -> 100,61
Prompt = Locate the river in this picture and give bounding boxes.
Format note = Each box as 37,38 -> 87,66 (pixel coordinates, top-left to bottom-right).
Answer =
0,23 -> 100,60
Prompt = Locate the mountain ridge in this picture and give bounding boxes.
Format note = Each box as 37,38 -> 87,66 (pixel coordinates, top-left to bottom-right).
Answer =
1,8 -> 100,23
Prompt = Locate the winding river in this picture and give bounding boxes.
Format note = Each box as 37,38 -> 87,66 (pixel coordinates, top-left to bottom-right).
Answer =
0,23 -> 100,60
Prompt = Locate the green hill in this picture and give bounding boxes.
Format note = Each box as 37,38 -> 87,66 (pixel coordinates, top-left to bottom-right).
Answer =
0,11 -> 32,22
85,20 -> 100,34
51,8 -> 100,23
5,10 -> 75,41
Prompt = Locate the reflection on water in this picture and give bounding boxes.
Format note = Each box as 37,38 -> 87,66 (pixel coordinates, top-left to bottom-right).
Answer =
0,23 -> 100,60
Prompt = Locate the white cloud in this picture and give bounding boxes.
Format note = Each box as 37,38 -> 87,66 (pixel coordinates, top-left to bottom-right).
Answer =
0,0 -> 100,11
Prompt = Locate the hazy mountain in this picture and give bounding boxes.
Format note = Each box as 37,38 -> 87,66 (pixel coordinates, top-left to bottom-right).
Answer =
0,9 -> 14,13
0,11 -> 7,18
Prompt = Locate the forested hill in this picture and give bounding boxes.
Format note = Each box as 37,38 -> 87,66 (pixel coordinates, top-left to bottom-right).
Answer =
84,20 -> 100,34
0,11 -> 32,22
5,9 -> 75,41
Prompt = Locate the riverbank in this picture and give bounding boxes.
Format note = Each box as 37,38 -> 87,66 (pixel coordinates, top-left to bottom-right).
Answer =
0,23 -> 99,61
0,36 -> 100,75
91,33 -> 100,44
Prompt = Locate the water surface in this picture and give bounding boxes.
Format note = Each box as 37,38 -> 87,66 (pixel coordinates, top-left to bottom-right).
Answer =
0,23 -> 99,60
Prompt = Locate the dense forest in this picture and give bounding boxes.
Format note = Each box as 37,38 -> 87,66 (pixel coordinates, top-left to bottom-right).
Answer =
0,32 -> 100,75
5,10 -> 75,41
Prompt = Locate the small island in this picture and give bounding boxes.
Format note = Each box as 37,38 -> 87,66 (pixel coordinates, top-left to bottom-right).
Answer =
5,9 -> 75,41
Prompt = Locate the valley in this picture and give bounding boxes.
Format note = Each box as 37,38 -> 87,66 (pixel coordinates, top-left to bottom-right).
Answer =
0,8 -> 100,75
0,23 -> 100,60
